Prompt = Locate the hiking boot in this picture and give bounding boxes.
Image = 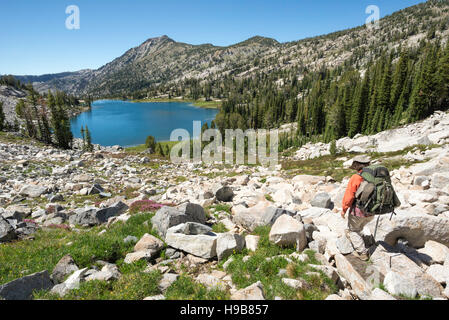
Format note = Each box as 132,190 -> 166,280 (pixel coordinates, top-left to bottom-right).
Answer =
344,229 -> 352,239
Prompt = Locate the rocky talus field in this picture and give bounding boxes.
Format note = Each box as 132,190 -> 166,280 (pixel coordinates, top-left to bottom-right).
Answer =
1,111 -> 449,300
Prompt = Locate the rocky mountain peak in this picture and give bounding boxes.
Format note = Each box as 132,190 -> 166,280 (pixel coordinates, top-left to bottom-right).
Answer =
142,35 -> 175,45
234,35 -> 280,47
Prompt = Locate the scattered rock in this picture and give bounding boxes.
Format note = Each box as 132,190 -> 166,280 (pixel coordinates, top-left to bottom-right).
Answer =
143,294 -> 165,300
367,212 -> 449,248
0,217 -> 16,243
215,186 -> 234,202
0,270 -> 53,300
369,242 -> 423,280
85,264 -> 121,282
158,273 -> 178,292
245,235 -> 260,252
151,203 -> 207,237
196,274 -> 228,290
216,233 -> 245,261
165,222 -> 218,259
52,255 -> 79,284
383,271 -> 417,298
335,253 -> 373,300
311,193 -> 333,209
425,264 -> 449,285
4,204 -> 31,221
134,233 -> 164,253
69,201 -> 128,226
369,288 -> 396,300
88,184 -> 104,195
308,264 -> 340,284
268,214 -> 307,251
281,278 -> 309,290
417,240 -> 449,265
51,268 -> 88,297
124,250 -> 159,264
231,281 -> 265,300
19,184 -> 48,198
336,236 -> 354,255
414,273 -> 444,298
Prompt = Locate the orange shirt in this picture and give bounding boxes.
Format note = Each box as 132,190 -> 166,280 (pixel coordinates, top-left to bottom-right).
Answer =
342,173 -> 364,213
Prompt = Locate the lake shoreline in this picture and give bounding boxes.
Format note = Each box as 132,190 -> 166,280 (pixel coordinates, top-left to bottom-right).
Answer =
71,100 -> 218,147
131,98 -> 221,109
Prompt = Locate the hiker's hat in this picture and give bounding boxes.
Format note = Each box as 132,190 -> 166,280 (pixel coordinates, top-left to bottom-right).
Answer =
350,155 -> 371,169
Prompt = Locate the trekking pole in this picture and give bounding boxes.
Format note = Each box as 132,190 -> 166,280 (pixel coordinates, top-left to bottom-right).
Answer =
389,210 -> 396,221
373,215 -> 380,242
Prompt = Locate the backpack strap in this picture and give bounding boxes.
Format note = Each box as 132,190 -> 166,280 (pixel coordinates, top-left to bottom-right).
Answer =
361,167 -> 375,177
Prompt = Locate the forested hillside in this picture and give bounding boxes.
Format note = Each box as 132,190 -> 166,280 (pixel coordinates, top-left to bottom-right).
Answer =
210,40 -> 449,150
8,0 -> 449,150
19,0 -> 449,100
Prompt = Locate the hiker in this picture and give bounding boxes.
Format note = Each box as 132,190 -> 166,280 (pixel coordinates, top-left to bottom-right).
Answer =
341,155 -> 401,260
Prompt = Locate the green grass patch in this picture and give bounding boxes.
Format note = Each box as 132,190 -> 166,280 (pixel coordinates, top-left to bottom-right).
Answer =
209,204 -> 232,214
175,176 -> 187,183
0,132 -> 46,147
212,223 -> 229,233
132,98 -> 221,109
282,153 -> 353,182
165,275 -> 229,300
221,226 -> 337,300
0,212 -> 160,285
34,270 -> 162,300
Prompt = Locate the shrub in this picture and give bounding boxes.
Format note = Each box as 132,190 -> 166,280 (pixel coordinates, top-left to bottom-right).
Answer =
145,135 -> 156,151
129,200 -> 170,214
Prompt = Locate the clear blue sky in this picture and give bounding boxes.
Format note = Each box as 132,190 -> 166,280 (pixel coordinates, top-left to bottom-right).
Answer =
0,0 -> 426,75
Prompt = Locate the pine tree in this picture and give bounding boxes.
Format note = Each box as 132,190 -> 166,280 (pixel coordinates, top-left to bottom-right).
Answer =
85,126 -> 93,152
80,126 -> 86,149
364,61 -> 382,134
408,44 -> 438,122
373,54 -> 393,132
50,92 -> 73,149
329,140 -> 337,156
349,70 -> 370,137
155,143 -> 164,156
164,144 -> 170,157
16,99 -> 37,138
40,107 -> 52,144
0,102 -> 5,131
390,50 -> 409,110
145,135 -> 156,152
436,42 -> 449,110
28,91 -> 43,141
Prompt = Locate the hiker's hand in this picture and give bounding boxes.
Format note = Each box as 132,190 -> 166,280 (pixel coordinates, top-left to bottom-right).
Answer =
341,211 -> 346,219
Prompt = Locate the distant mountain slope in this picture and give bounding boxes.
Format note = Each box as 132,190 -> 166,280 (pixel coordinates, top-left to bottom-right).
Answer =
0,85 -> 27,124
17,0 -> 449,97
14,72 -> 85,84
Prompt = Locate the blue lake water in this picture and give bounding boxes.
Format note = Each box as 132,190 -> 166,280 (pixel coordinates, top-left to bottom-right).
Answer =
70,100 -> 219,147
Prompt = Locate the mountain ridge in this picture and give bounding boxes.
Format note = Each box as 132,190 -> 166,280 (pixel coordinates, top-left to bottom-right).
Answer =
12,0 -> 449,98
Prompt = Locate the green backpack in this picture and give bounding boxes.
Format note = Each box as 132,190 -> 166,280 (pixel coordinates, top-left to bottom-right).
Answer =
355,165 -> 401,215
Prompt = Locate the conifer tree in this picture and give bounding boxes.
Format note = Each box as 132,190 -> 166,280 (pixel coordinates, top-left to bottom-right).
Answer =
85,126 -> 93,152
349,70 -> 370,137
437,42 -> 449,109
80,126 -> 86,149
0,102 -> 5,131
40,107 -> 52,145
408,45 -> 438,122
390,50 -> 409,110
50,92 -> 73,149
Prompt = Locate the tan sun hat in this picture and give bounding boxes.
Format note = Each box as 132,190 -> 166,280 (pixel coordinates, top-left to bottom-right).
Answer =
350,155 -> 371,169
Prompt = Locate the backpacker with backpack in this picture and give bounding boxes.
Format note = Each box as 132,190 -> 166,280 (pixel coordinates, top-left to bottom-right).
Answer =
354,164 -> 401,216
